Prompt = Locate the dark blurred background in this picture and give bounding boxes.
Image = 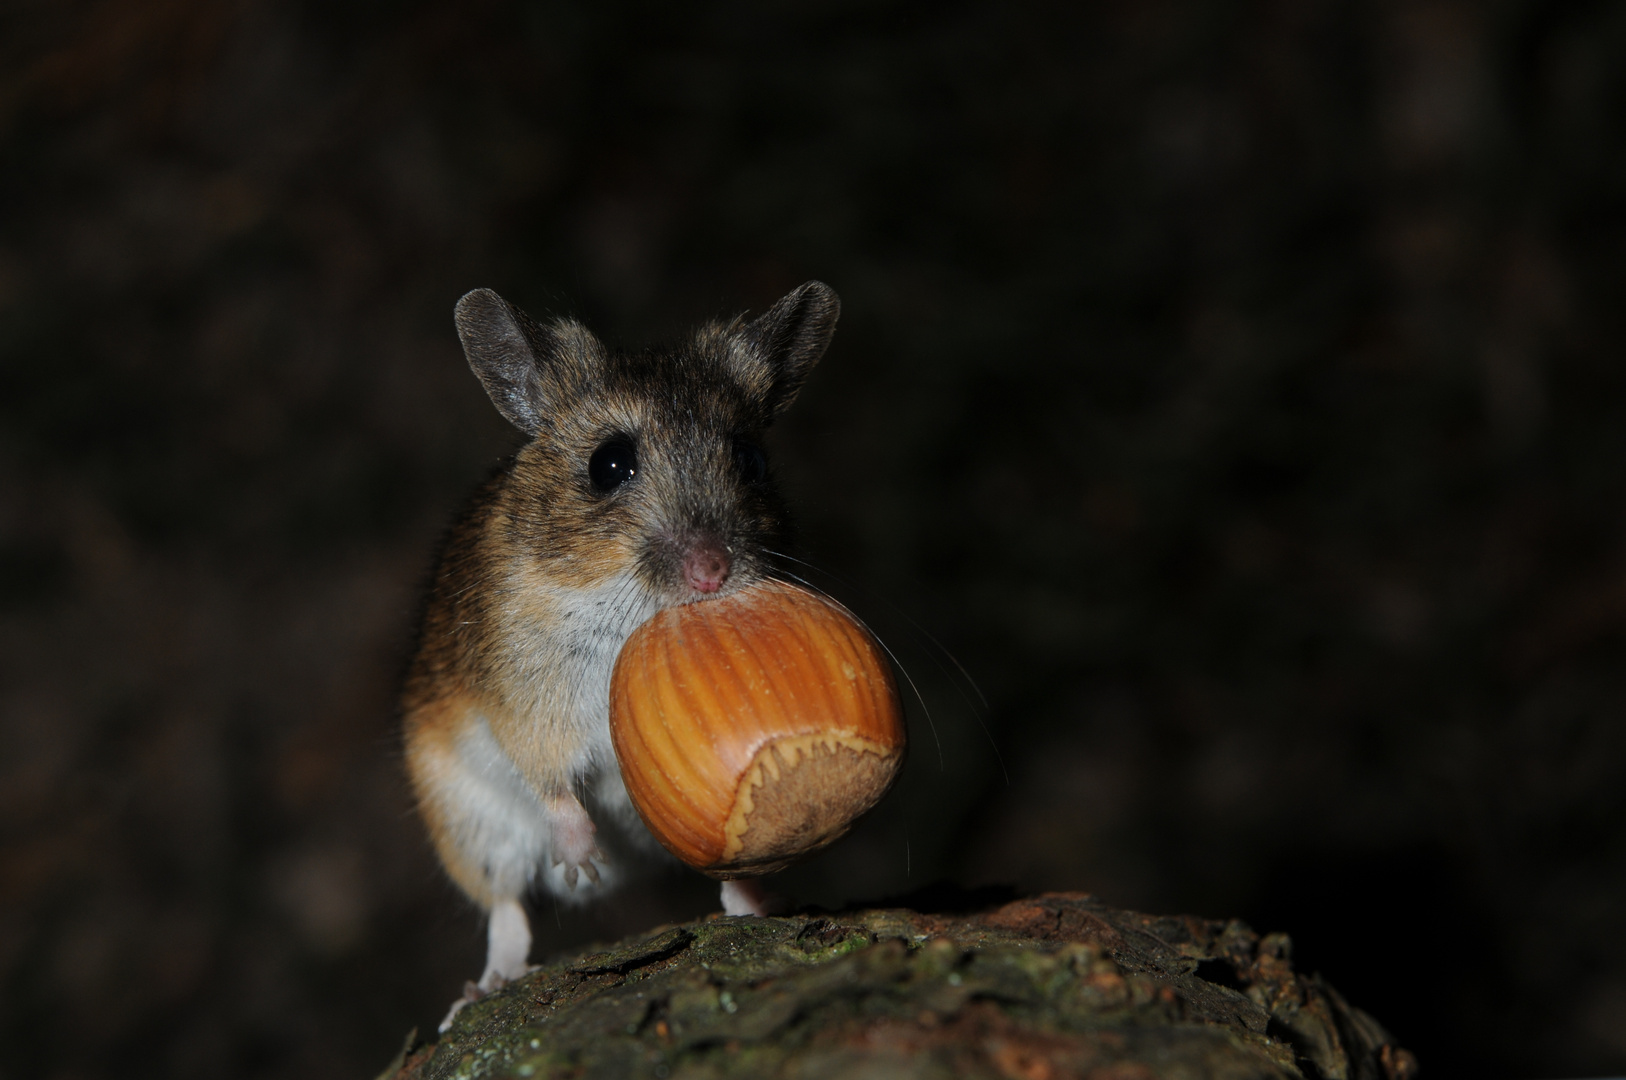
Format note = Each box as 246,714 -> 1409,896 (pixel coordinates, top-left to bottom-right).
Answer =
4,1 -> 1626,1077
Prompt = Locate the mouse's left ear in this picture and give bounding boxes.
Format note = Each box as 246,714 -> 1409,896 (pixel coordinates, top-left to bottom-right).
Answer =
736,281 -> 840,416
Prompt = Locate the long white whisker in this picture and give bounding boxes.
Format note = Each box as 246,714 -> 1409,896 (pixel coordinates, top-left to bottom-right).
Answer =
612,568 -> 654,634
611,573 -> 642,630
763,549 -> 1007,786
768,565 -> 944,773
769,549 -> 991,709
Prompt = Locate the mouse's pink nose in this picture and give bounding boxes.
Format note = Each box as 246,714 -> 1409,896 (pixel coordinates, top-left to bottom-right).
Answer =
682,540 -> 731,593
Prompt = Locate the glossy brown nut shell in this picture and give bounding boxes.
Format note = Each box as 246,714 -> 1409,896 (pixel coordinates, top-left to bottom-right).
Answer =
609,579 -> 906,878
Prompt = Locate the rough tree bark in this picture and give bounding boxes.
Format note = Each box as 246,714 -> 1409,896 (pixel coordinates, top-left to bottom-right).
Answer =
381,893 -> 1419,1080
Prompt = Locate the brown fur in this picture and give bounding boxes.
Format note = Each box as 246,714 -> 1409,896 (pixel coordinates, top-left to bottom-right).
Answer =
401,283 -> 839,938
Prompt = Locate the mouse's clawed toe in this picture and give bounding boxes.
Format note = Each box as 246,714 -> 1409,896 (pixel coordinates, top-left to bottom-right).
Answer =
545,847 -> 612,896
543,796 -> 614,896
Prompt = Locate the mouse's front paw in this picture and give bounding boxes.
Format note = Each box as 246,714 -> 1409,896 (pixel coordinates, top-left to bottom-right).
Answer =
543,847 -> 612,895
541,795 -> 614,896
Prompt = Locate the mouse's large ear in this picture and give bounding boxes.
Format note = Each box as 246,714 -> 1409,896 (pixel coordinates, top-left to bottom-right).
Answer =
454,289 -> 600,435
737,281 -> 840,416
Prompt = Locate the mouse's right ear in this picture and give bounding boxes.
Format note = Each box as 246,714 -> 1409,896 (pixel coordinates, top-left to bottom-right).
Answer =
738,281 -> 841,417
454,289 -> 600,435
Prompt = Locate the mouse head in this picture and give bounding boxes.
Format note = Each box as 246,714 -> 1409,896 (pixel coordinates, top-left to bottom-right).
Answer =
454,282 -> 839,604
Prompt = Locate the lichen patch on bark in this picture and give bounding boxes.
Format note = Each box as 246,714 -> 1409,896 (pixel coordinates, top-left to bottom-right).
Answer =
387,894 -> 1417,1080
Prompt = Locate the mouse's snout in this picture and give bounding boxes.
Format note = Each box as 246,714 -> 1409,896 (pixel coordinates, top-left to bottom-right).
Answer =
681,536 -> 731,594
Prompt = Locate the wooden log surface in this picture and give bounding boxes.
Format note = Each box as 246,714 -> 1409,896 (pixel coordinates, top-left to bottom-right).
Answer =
380,893 -> 1419,1080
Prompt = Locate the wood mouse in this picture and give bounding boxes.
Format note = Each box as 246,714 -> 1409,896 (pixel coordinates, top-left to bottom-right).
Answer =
401,281 -> 840,1025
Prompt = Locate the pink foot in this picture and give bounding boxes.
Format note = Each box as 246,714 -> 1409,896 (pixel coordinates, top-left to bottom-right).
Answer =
544,795 -> 610,894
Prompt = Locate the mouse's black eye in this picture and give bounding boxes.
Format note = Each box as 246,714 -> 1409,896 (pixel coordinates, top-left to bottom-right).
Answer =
588,438 -> 638,494
733,439 -> 768,484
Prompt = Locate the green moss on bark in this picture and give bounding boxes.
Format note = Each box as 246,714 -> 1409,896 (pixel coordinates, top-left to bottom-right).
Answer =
387,894 -> 1416,1080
